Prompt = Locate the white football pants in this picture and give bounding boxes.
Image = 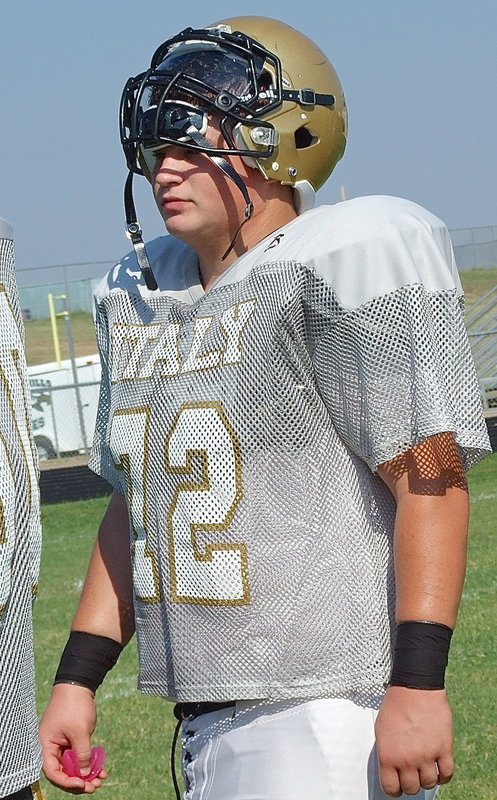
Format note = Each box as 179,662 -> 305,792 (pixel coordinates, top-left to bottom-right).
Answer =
180,697 -> 439,800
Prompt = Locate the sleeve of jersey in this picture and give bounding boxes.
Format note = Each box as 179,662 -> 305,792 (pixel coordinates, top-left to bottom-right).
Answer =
311,213 -> 491,472
87,296 -> 124,492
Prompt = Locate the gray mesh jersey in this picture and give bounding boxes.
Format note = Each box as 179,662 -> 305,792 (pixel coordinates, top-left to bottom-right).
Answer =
0,219 -> 42,795
90,195 -> 490,703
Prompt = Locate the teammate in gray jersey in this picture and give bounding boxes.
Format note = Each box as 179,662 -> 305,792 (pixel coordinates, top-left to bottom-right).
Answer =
40,17 -> 491,800
0,218 -> 44,800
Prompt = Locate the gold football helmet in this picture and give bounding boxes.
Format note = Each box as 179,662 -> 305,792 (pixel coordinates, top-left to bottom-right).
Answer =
121,16 -> 347,209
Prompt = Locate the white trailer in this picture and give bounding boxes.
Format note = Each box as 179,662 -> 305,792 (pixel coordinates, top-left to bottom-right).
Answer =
28,354 -> 101,460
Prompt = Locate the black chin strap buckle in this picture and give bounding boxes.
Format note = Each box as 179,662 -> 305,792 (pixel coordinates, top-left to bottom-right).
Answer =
125,222 -> 158,291
124,170 -> 158,291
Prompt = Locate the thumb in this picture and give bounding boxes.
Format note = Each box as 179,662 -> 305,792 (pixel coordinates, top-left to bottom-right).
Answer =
63,739 -> 92,777
76,745 -> 92,777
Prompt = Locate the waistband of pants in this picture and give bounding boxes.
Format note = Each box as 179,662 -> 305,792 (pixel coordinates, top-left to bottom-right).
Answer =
174,701 -> 236,720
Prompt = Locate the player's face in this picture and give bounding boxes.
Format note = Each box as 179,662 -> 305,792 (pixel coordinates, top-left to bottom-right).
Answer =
150,117 -> 265,252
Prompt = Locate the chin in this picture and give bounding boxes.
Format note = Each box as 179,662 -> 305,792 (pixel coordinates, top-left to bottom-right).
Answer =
163,219 -> 197,248
164,217 -> 187,235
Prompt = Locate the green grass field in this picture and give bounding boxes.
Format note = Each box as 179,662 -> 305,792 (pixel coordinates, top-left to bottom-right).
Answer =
33,454 -> 497,800
25,311 -> 98,366
459,266 -> 497,307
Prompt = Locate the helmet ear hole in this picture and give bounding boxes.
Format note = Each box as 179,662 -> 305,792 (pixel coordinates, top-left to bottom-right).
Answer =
294,126 -> 318,149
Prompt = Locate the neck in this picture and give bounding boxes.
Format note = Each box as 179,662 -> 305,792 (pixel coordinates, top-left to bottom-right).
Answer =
198,195 -> 297,290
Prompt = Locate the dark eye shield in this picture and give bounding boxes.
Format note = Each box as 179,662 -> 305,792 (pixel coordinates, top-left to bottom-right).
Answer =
140,104 -> 207,141
139,104 -> 208,174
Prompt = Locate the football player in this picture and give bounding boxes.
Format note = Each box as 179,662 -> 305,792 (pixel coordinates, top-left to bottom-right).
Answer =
39,17 -> 491,799
0,218 -> 44,800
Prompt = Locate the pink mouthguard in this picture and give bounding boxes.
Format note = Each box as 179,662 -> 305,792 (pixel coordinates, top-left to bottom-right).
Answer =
62,746 -> 106,781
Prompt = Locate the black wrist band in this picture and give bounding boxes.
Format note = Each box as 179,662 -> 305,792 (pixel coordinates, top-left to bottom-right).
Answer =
389,620 -> 453,690
54,631 -> 123,694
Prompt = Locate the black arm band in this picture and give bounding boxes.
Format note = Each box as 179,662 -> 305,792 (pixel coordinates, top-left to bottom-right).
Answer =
54,631 -> 123,694
389,620 -> 453,690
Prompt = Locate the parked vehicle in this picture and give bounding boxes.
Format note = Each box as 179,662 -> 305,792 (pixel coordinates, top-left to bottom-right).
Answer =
28,354 -> 101,460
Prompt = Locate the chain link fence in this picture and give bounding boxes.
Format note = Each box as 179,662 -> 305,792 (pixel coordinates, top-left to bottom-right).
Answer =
29,356 -> 101,460
451,225 -> 497,271
465,284 -> 497,412
17,259 -> 114,320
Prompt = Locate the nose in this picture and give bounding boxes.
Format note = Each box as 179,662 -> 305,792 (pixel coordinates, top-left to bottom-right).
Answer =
152,147 -> 190,185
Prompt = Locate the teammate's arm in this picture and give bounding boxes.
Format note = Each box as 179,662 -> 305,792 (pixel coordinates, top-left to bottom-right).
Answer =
40,491 -> 134,794
374,432 -> 469,797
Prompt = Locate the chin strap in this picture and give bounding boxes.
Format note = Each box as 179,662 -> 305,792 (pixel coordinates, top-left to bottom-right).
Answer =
219,202 -> 253,261
124,170 -> 158,291
183,125 -> 254,260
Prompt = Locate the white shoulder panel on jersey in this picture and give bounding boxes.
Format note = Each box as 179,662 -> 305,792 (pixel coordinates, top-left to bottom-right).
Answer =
300,196 -> 461,308
93,235 -> 198,306
0,217 -> 13,240
215,196 -> 461,310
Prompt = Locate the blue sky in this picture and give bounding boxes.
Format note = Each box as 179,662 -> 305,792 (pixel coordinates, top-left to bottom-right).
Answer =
1,0 -> 496,286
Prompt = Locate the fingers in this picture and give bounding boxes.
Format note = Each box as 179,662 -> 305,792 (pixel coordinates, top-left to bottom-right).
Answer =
436,752 -> 455,785
41,736 -> 106,793
43,756 -> 101,794
379,760 -> 454,797
41,736 -> 91,785
378,764 -> 402,797
375,686 -> 455,796
44,762 -> 104,794
53,775 -> 102,795
417,764 -> 439,790
43,747 -> 103,793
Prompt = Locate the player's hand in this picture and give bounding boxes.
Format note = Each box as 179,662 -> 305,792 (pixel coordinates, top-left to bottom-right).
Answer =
374,685 -> 454,797
40,683 -> 107,794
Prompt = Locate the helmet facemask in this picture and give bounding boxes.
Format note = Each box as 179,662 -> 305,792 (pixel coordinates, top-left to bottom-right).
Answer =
120,28 -> 286,177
